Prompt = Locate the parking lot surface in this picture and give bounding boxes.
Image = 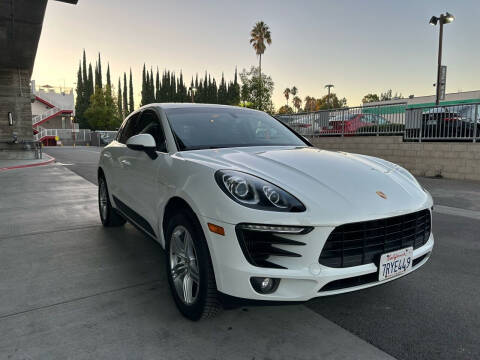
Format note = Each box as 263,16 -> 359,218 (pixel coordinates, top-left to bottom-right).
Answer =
0,146 -> 478,359
0,161 -> 393,360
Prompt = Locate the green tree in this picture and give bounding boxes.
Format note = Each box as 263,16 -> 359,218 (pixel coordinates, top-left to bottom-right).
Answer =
239,66 -> 274,113
278,105 -> 293,114
129,69 -> 134,113
117,77 -> 123,120
141,64 -> 147,106
316,93 -> 347,110
75,61 -> 87,128
380,89 -> 392,101
283,88 -> 291,107
362,93 -> 380,103
97,53 -> 103,89
250,21 -> 272,109
227,67 -> 240,105
155,67 -> 161,102
292,96 -> 302,113
85,88 -> 108,130
304,96 -> 317,112
123,72 -> 128,116
87,63 -> 94,106
290,86 -> 298,98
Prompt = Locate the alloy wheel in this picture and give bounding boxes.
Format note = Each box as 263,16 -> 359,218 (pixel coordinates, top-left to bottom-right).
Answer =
169,225 -> 200,305
99,179 -> 108,220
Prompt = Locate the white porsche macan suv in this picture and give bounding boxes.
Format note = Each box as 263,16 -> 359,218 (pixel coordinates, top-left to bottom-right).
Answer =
98,104 -> 434,320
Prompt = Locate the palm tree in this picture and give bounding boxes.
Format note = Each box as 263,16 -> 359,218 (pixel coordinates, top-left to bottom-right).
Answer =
250,21 -> 272,109
291,86 -> 298,98
304,96 -> 316,112
293,96 -> 302,113
283,88 -> 291,106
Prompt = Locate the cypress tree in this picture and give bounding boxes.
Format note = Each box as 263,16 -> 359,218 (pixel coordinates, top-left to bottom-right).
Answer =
94,62 -> 100,93
82,50 -> 88,88
141,64 -> 146,106
123,72 -> 128,116
212,78 -> 218,103
129,69 -> 134,113
97,53 -> 103,89
218,73 -> 227,104
149,68 -> 155,103
117,77 -> 123,119
87,63 -> 94,102
106,63 -> 111,88
105,63 -> 112,101
155,67 -> 160,102
75,61 -> 86,128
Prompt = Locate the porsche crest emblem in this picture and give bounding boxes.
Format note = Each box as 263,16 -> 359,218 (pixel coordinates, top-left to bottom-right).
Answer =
376,191 -> 387,199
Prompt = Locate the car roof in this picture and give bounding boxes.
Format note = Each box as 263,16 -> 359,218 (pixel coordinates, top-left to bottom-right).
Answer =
139,103 -> 262,112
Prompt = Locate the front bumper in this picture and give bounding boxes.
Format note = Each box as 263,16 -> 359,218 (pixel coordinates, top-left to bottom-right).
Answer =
200,216 -> 434,301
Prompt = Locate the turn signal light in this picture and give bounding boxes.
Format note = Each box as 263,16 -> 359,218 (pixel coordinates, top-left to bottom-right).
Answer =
208,223 -> 225,236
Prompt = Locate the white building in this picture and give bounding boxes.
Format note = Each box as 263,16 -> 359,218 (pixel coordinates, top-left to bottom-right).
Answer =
31,80 -> 75,145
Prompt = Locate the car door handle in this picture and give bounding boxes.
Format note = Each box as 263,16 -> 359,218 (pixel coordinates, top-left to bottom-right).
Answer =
103,152 -> 112,159
120,159 -> 131,167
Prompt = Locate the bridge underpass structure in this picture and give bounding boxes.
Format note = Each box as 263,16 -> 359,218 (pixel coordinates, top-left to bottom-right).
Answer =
0,0 -> 78,159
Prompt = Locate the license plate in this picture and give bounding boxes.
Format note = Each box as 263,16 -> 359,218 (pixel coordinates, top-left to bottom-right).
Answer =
379,247 -> 413,281
426,119 -> 437,125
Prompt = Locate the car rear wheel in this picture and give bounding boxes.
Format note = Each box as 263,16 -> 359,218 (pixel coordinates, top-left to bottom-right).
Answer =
98,175 -> 126,227
165,211 -> 221,320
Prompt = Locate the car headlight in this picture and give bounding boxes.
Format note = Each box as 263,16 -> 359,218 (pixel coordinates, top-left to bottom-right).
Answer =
215,170 -> 306,212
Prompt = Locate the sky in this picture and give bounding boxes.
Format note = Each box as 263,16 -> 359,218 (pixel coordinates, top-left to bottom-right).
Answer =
32,0 -> 480,109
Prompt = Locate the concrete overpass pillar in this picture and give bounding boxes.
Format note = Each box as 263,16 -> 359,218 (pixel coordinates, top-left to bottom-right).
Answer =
0,0 -> 77,159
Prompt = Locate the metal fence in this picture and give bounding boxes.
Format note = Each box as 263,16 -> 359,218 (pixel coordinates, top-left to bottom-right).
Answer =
404,103 -> 479,142
276,103 -> 407,137
276,102 -> 480,142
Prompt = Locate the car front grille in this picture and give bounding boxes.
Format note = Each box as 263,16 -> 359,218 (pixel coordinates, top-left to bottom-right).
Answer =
319,253 -> 430,292
319,209 -> 431,268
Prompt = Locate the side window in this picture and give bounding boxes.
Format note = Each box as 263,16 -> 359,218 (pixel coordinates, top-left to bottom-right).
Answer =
118,113 -> 140,144
137,109 -> 167,152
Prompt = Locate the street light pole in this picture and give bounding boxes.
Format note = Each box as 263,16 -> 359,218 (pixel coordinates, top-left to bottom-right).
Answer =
430,12 -> 454,105
435,18 -> 443,106
325,84 -> 334,108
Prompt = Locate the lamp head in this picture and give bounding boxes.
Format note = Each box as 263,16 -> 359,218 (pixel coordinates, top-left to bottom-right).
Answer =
429,16 -> 438,26
444,12 -> 455,23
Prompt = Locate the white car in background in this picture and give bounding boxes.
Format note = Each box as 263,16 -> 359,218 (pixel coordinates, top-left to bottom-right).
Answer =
97,103 -> 434,320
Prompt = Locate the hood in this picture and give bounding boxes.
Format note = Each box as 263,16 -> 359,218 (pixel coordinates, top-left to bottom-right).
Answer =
179,146 -> 431,224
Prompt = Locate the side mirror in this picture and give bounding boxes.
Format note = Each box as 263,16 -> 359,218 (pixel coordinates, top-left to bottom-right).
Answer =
126,134 -> 158,159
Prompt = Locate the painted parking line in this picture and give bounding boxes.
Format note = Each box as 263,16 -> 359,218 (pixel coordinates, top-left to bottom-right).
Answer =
434,205 -> 480,220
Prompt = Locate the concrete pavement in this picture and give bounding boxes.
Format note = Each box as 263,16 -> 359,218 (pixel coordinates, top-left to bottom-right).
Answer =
0,163 -> 394,360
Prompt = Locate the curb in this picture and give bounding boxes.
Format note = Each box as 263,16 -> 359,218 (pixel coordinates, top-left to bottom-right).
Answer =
0,154 -> 55,171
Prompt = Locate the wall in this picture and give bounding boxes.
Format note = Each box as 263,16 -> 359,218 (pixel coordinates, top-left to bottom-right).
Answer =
309,136 -> 480,181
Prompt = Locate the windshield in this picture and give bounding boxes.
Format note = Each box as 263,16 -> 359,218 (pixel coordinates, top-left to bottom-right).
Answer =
165,107 -> 308,151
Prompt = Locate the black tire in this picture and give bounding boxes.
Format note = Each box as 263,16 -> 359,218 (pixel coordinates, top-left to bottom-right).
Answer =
165,211 -> 221,320
98,175 -> 126,227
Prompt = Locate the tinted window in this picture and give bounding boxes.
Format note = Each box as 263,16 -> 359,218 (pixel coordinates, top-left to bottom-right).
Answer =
165,107 -> 307,151
118,113 -> 140,144
137,109 -> 166,151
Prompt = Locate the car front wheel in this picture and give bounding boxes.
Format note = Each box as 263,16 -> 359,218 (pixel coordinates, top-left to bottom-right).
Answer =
98,175 -> 126,227
165,211 -> 221,320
